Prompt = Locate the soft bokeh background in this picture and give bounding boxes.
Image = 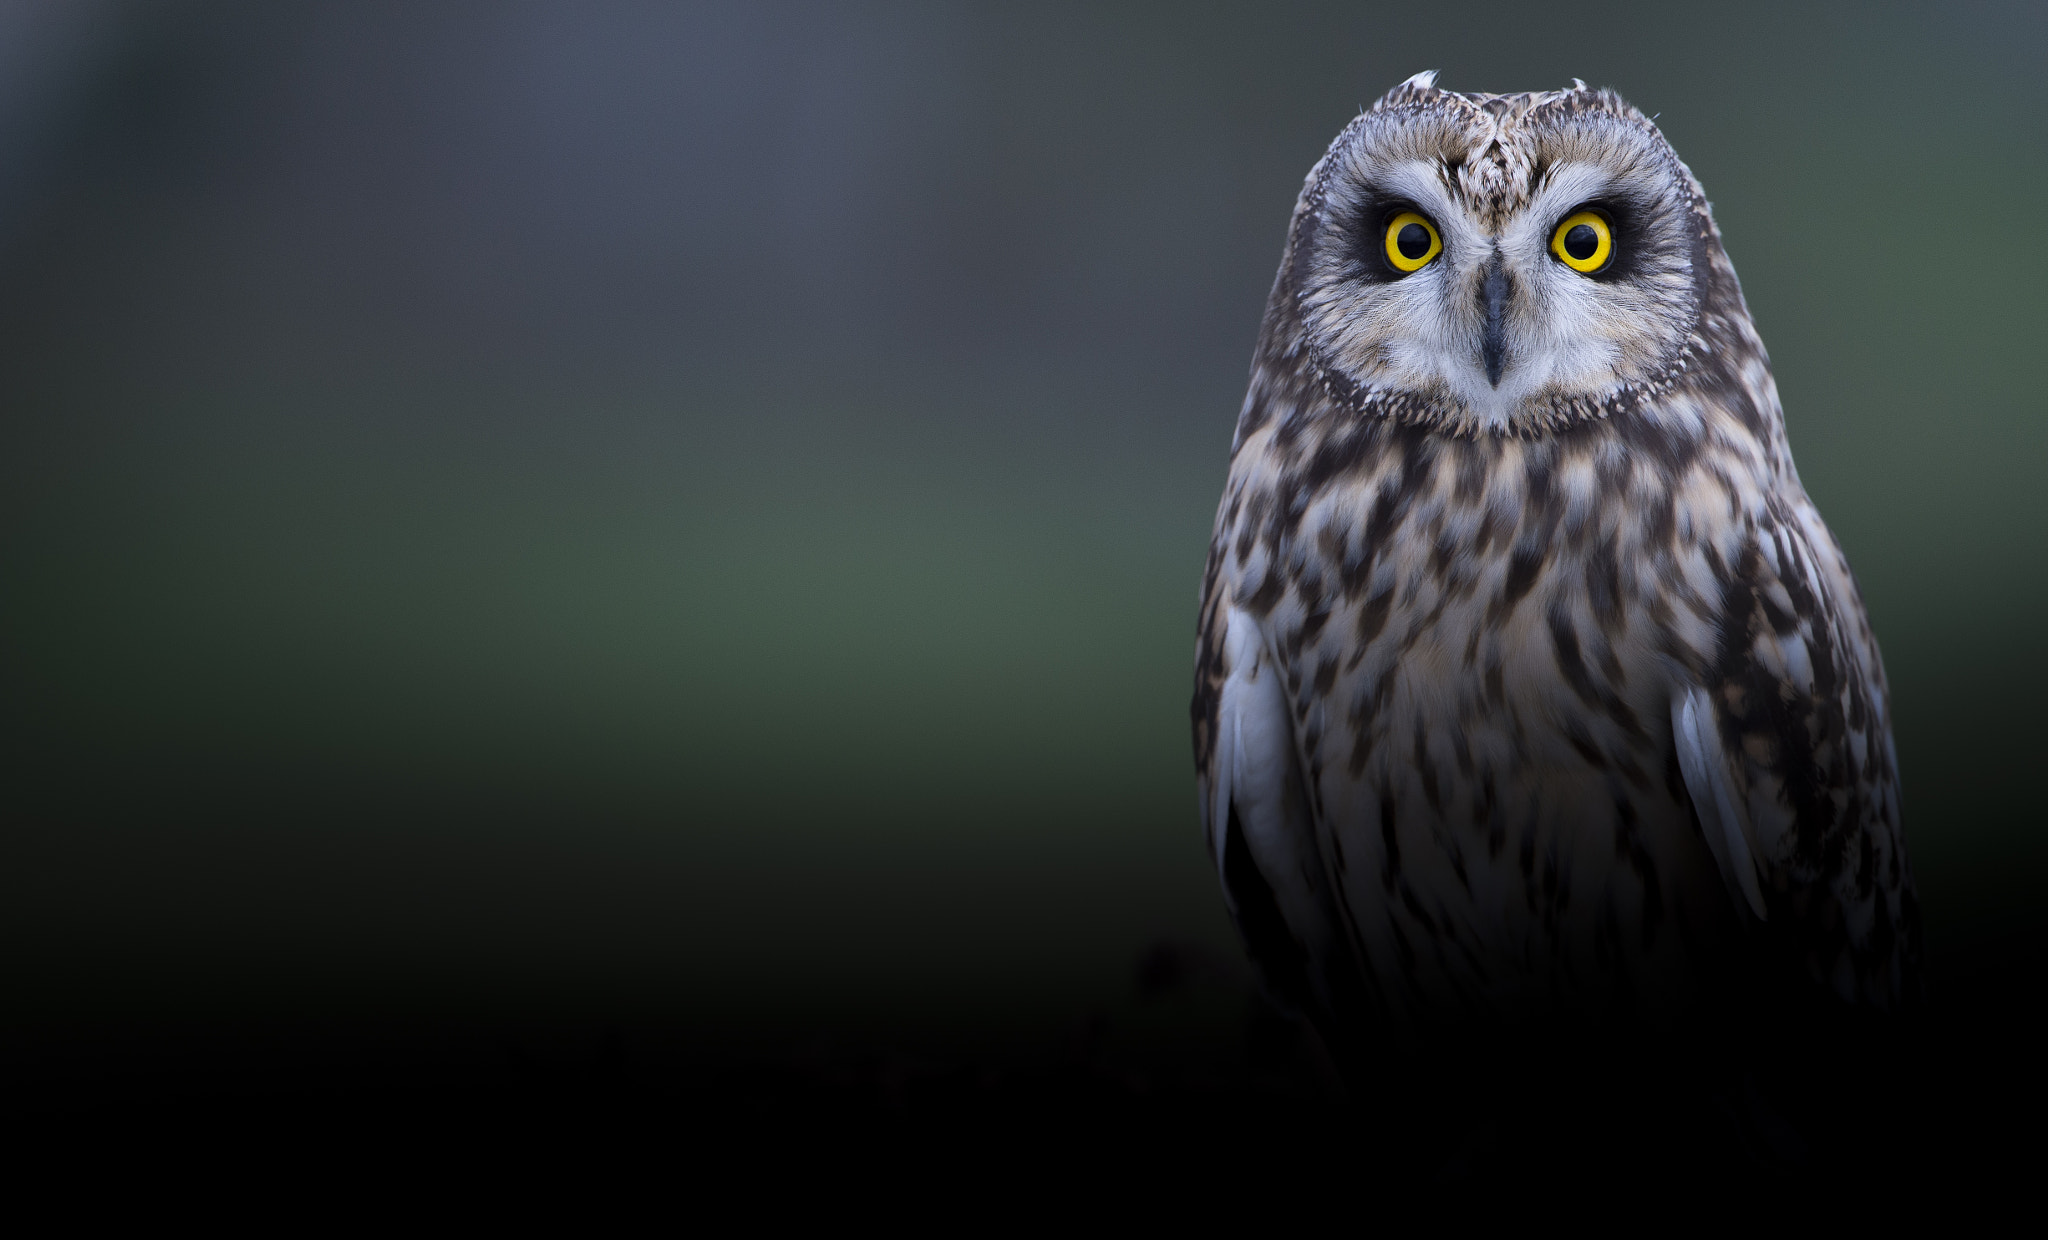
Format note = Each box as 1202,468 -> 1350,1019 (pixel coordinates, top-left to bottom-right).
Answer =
2,1 -> 2042,1114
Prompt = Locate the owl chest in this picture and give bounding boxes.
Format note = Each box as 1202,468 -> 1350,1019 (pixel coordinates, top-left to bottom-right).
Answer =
1273,505 -> 1679,795
1250,490 -> 1734,1010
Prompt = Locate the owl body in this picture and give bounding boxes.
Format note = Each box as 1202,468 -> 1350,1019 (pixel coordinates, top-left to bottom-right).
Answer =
1193,77 -> 1918,1059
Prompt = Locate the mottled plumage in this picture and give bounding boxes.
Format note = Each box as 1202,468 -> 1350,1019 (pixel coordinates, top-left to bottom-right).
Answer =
1193,75 -> 1919,1063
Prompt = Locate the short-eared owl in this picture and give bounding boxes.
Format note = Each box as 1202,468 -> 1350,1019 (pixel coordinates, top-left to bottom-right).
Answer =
1192,74 -> 1918,1067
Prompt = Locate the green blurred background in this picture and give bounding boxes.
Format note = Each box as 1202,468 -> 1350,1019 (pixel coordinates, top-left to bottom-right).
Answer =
1,1 -> 2041,1086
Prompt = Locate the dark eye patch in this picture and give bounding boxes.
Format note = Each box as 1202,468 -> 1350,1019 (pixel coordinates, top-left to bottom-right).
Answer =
1568,196 -> 1654,284
1331,190 -> 1433,284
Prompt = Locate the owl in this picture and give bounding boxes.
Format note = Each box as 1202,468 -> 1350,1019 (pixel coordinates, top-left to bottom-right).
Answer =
1192,75 -> 1920,1082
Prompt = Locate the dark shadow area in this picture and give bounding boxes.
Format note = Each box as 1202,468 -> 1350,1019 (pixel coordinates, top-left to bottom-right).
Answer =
10,935 -> 2040,1205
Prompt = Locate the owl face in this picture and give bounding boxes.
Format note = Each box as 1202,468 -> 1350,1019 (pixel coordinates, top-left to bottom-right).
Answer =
1286,75 -> 1712,435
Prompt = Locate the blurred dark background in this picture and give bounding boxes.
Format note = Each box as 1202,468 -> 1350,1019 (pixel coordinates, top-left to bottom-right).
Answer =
2,0 -> 2042,1180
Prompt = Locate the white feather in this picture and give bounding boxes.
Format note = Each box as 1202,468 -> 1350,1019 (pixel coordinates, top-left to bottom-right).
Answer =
1672,685 -> 1768,921
1214,606 -> 1328,945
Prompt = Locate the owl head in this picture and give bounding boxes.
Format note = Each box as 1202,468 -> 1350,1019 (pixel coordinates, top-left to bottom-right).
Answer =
1273,73 -> 1730,437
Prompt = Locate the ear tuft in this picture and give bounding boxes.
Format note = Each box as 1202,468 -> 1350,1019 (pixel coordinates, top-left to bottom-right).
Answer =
1372,70 -> 1440,112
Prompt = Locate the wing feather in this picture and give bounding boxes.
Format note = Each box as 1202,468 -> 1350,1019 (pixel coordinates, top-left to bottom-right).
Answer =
1198,603 -> 1357,1026
1672,684 -> 1768,922
1677,498 -> 1919,1008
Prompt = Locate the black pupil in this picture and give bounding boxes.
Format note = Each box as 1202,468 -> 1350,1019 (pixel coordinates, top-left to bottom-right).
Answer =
1563,223 -> 1600,261
1395,222 -> 1431,260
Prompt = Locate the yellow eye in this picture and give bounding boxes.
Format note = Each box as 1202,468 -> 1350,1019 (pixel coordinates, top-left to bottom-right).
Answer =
1382,211 -> 1441,273
1550,210 -> 1613,273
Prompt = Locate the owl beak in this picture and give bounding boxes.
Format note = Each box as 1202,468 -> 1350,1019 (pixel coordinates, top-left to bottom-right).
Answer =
1479,253 -> 1509,387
